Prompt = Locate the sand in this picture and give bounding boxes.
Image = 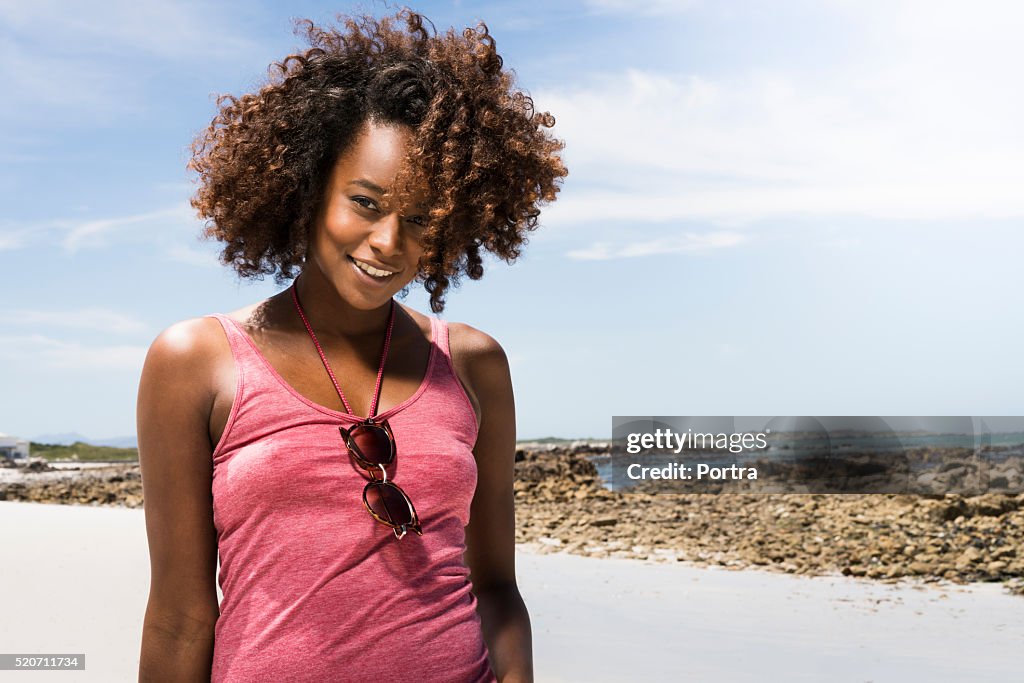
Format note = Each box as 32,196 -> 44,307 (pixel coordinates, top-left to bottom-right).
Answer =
1,501 -> 1021,683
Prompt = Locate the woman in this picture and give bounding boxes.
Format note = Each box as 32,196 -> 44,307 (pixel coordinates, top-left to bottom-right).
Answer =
137,9 -> 566,682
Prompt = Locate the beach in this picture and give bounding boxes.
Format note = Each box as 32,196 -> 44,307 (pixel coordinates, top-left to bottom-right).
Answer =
5,448 -> 1024,594
1,500 -> 1022,682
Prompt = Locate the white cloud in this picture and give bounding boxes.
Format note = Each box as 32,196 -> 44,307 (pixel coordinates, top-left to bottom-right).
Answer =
0,230 -> 26,251
567,231 -> 744,260
0,42 -> 133,122
1,202 -> 220,266
0,334 -> 147,372
1,309 -> 149,335
0,0 -> 255,61
533,1 -> 1024,228
546,181 -> 1024,228
59,204 -> 192,251
0,0 -> 258,124
0,218 -> 65,250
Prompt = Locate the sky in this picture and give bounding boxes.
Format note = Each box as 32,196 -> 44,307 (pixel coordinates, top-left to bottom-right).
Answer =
1,0 -> 1022,442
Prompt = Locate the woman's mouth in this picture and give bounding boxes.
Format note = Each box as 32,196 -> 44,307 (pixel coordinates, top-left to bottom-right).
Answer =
348,255 -> 398,285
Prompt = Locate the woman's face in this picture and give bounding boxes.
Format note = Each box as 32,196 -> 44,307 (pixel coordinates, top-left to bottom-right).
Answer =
308,120 -> 429,311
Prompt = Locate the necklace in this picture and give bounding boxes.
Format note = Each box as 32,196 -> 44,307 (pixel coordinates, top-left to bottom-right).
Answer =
290,281 -> 422,539
290,281 -> 396,418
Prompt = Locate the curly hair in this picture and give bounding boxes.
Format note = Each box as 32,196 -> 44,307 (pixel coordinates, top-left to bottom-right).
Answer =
188,8 -> 567,313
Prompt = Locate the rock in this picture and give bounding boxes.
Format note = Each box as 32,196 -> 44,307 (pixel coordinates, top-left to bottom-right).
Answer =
926,498 -> 967,522
958,547 -> 983,564
908,561 -> 932,575
986,561 -> 1007,574
968,495 -> 1017,518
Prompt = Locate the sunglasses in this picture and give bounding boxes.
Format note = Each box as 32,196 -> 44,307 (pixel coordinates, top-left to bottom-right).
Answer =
339,418 -> 422,539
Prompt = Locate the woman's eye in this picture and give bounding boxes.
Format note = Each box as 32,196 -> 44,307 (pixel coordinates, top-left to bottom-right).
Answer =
352,196 -> 378,211
405,215 -> 426,227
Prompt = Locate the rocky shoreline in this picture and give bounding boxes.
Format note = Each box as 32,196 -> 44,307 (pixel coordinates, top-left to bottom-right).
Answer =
512,446 -> 1024,596
3,447 -> 1022,596
0,459 -> 144,508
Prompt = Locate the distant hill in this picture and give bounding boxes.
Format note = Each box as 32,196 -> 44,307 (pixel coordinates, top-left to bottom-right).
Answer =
517,436 -> 603,445
30,441 -> 138,462
31,432 -> 91,445
31,433 -> 138,448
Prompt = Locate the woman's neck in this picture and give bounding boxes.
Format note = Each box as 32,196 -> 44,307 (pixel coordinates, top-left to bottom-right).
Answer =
291,267 -> 393,340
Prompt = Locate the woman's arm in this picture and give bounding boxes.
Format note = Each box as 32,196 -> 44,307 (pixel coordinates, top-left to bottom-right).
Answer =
453,324 -> 533,683
137,319 -> 224,682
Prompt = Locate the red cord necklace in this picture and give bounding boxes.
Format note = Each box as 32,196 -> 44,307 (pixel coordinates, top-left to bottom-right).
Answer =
290,281 -> 396,419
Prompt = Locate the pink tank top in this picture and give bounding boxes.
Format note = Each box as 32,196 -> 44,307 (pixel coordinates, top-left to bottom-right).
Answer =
205,312 -> 496,683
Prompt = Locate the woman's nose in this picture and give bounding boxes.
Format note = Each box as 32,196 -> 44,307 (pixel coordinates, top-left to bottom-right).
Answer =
368,212 -> 402,254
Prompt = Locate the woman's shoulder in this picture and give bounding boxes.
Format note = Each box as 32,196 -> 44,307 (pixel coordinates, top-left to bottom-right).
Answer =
395,303 -> 502,359
143,296 -> 273,374
446,320 -> 507,364
141,317 -> 233,403
146,317 -> 224,362
140,303 -> 268,433
443,318 -> 511,406
152,294 -> 275,342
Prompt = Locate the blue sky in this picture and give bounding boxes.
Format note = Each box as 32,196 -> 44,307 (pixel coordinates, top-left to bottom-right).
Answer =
1,0 -> 1022,442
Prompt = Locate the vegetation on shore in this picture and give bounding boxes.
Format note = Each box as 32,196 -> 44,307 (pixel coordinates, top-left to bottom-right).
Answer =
28,442 -> 138,462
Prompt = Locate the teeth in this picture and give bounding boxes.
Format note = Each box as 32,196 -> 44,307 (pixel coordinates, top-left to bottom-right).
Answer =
352,258 -> 395,278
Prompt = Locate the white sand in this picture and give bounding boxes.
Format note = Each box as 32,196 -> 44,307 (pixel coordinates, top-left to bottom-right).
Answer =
0,501 -> 1021,682
518,551 -> 1024,683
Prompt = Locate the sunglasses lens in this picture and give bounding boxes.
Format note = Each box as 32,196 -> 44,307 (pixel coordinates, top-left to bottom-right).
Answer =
364,482 -> 415,527
349,423 -> 393,466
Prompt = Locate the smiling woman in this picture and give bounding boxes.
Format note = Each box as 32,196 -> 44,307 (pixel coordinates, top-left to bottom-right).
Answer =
136,8 -> 566,683
187,11 -> 567,315
310,122 -> 429,311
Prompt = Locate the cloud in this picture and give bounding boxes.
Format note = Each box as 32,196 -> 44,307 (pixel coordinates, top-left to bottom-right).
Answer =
532,2 -> 1024,226
0,0 -> 259,125
0,0 -> 255,61
567,231 -> 744,260
59,204 -> 193,251
0,230 -> 27,251
0,202 -> 197,252
0,218 -> 66,250
1,309 -> 149,335
0,334 -> 147,372
545,181 -> 1024,228
1,202 -> 221,267
0,42 -> 135,124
